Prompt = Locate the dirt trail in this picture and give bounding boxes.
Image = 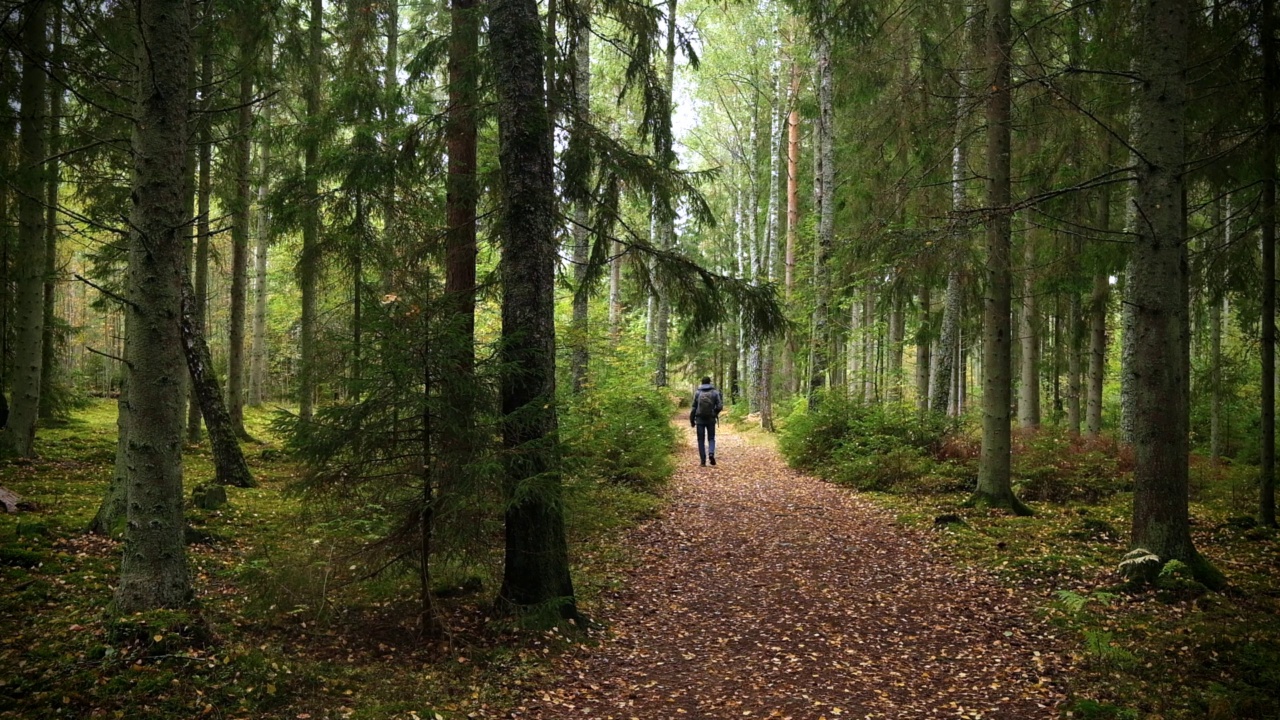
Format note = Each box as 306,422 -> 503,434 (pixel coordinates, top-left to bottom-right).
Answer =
513,421 -> 1067,719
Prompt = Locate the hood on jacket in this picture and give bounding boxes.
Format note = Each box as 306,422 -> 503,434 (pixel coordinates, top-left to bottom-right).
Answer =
697,383 -> 716,391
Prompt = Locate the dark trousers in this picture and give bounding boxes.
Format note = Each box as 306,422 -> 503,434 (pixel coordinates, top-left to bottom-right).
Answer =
696,421 -> 716,462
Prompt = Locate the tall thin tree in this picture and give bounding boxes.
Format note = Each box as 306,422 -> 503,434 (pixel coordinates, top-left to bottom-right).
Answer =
973,0 -> 1029,514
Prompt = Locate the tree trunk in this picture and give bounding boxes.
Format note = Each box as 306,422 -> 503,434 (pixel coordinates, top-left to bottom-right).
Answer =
887,288 -> 905,402
809,16 -> 834,409
1261,0 -> 1277,526
1018,226 -> 1040,428
115,0 -> 193,612
915,286 -> 931,414
188,44 -> 213,444
1067,288 -> 1083,434
299,0 -> 324,423
5,0 -> 49,458
179,275 -> 255,488
1127,0 -> 1220,585
38,3 -> 63,423
490,0 -> 578,619
228,33 -> 254,439
759,60 -> 784,430
1086,271 -> 1108,436
974,0 -> 1029,514
932,272 -> 961,414
569,4 -> 592,394
651,0 -> 678,389
784,54 -> 801,396
249,63 -> 272,408
609,238 -> 623,339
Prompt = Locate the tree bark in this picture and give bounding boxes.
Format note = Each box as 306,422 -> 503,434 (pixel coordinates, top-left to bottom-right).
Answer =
490,0 -> 578,619
228,31 -> 255,439
915,286 -> 931,414
651,0 -> 678,389
115,0 -> 193,612
974,0 -> 1029,514
1086,271 -> 1109,436
784,53 -> 801,395
180,276 -> 255,488
188,43 -> 213,444
1018,225 -> 1040,428
249,53 -> 273,408
1261,0 -> 1277,526
1127,0 -> 1220,584
299,0 -> 324,424
5,0 -> 49,458
809,15 -> 834,409
569,3 -> 592,394
38,3 -> 63,423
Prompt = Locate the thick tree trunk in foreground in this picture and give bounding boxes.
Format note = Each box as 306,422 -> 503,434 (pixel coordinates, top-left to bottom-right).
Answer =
1127,0 -> 1221,585
490,0 -> 578,619
115,0 -> 193,612
6,0 -> 49,458
974,0 -> 1029,514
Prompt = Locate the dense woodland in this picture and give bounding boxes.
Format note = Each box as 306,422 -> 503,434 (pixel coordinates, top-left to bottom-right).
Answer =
3,0 -> 1280,717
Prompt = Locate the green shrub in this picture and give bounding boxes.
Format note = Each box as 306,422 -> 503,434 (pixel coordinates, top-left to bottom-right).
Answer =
560,361 -> 678,489
779,392 -> 955,491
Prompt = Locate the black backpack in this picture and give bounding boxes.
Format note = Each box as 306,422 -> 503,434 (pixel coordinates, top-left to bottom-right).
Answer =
695,389 -> 717,422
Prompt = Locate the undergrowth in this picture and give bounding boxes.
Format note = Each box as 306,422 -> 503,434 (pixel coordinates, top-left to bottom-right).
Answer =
775,392 -> 1280,719
0,394 -> 671,719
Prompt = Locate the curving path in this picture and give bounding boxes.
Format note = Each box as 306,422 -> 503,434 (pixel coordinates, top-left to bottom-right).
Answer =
512,421 -> 1067,719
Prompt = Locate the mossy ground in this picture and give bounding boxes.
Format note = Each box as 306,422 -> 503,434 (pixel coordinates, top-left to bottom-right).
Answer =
0,400 -> 659,719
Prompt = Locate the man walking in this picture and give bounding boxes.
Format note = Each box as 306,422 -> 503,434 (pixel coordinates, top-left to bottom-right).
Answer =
690,376 -> 723,466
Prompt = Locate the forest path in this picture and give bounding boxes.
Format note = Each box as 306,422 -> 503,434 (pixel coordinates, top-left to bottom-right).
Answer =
512,420 -> 1068,719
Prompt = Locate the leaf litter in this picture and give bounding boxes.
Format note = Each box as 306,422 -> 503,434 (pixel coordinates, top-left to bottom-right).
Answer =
510,422 -> 1069,719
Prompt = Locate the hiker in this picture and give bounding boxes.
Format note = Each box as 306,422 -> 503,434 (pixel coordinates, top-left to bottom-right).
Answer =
689,376 -> 723,466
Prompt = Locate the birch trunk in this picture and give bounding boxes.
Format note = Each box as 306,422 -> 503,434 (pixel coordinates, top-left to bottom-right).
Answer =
809,17 -> 834,408
298,0 -> 324,423
188,45 -> 213,443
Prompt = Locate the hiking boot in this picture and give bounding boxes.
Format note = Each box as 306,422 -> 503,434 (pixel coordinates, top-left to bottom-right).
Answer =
709,454 -> 716,466
700,459 -> 706,466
